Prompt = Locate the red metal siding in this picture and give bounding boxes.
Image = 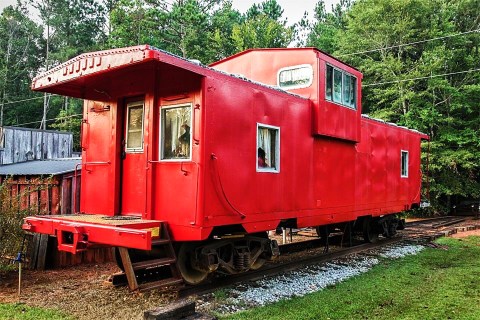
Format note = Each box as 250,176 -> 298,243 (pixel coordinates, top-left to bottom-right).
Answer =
25,46 -> 427,249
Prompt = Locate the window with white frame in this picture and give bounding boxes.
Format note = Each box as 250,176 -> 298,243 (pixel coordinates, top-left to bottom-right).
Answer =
161,104 -> 192,160
326,64 -> 357,109
401,150 -> 409,177
277,64 -> 313,90
125,101 -> 144,152
257,124 -> 280,172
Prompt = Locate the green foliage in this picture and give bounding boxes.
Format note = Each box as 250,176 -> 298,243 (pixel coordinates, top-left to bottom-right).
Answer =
0,177 -> 53,268
0,3 -> 44,127
320,0 -> 480,211
50,98 -> 82,151
301,0 -> 352,53
34,0 -> 106,62
223,236 -> 480,320
232,0 -> 294,51
0,303 -> 71,320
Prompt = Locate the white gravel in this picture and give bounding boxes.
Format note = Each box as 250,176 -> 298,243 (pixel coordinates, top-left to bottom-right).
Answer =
198,243 -> 425,314
378,243 -> 424,259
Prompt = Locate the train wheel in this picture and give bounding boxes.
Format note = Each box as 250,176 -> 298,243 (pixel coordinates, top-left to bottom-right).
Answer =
363,218 -> 379,243
250,257 -> 266,270
315,225 -> 330,239
249,232 -> 268,270
177,243 -> 208,285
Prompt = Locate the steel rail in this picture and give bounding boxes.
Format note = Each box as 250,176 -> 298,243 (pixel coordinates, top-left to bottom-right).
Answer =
178,237 -> 402,298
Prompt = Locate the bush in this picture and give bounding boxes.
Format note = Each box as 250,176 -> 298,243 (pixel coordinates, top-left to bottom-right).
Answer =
0,177 -> 47,268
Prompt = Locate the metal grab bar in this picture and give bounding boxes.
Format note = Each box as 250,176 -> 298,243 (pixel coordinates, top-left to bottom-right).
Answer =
193,103 -> 200,145
73,161 -> 111,213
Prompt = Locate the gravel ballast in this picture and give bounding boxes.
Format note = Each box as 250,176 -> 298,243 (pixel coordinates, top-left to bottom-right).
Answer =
198,243 -> 425,315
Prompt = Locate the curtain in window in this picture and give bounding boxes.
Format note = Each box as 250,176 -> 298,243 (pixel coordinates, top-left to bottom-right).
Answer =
258,127 -> 272,168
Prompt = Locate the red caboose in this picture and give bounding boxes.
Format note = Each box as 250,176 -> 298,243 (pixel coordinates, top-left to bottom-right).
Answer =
23,46 -> 427,287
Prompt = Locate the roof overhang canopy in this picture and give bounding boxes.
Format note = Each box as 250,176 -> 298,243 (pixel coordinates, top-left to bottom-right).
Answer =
32,45 -> 207,101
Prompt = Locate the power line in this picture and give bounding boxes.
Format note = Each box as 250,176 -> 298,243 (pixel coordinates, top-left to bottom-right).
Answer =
339,29 -> 480,57
13,113 -> 83,127
1,94 -> 58,106
363,68 -> 480,87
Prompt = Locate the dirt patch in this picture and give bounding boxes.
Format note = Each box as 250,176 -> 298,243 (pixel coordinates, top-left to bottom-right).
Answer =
0,263 -> 176,320
1,218 -> 480,319
450,228 -> 480,238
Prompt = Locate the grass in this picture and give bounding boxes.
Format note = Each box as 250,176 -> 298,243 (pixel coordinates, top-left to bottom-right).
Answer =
222,236 -> 480,320
0,303 -> 71,320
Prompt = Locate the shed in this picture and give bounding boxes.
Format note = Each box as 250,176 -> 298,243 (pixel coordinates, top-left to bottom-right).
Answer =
0,158 -> 112,269
0,126 -> 74,165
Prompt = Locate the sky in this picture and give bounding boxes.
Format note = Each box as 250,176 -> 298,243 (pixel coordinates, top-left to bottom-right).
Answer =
232,0 -> 339,24
0,0 -> 340,25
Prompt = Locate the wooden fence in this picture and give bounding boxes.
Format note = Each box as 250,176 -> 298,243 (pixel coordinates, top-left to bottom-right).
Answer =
0,126 -> 73,165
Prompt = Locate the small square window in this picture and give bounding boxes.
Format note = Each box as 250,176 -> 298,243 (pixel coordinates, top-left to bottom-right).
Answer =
257,124 -> 280,173
161,104 -> 192,160
401,150 -> 409,177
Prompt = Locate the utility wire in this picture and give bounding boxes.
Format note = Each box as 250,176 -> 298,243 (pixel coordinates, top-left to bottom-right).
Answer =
339,29 -> 480,57
363,68 -> 480,87
1,94 -> 57,106
12,113 -> 82,127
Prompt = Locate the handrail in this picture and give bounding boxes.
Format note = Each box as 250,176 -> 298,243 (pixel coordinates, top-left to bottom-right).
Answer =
210,153 -> 246,219
193,103 -> 200,145
73,161 -> 111,213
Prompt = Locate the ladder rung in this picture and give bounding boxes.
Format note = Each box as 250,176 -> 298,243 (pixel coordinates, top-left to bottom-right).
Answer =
151,238 -> 170,245
138,278 -> 183,291
132,257 -> 176,270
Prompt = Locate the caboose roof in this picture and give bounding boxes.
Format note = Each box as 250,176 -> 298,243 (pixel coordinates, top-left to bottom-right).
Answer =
0,158 -> 81,176
209,47 -> 361,72
31,45 -> 304,101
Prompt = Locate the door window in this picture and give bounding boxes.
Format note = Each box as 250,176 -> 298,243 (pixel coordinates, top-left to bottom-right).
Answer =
126,102 -> 144,152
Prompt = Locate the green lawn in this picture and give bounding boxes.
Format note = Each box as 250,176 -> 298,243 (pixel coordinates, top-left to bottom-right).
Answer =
222,236 -> 480,320
0,303 -> 71,320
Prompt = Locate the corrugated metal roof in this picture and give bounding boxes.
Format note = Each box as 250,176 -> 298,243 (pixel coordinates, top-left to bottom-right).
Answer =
0,158 -> 81,176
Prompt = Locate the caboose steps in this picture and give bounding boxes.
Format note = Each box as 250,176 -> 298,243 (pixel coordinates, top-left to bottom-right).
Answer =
114,223 -> 183,291
138,278 -> 184,291
131,257 -> 177,270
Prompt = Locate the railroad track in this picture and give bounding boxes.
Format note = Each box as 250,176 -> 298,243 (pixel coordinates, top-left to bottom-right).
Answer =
144,216 -> 478,318
179,216 -> 472,297
179,236 -> 401,298
114,216 -> 470,295
406,216 -> 467,228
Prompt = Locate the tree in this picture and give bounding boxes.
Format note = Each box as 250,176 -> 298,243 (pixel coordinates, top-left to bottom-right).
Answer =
231,0 -> 294,51
302,0 -> 352,53
108,0 -> 240,63
0,3 -> 44,128
335,0 -> 480,210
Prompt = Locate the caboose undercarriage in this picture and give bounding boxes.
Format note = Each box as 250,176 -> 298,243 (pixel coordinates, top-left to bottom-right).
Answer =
109,214 -> 404,286
23,212 -> 405,288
